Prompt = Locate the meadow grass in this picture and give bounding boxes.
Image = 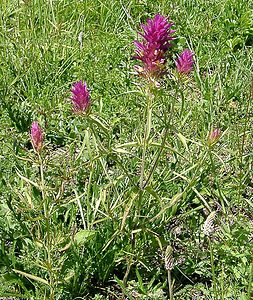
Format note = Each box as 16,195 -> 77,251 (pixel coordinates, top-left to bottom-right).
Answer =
0,0 -> 253,299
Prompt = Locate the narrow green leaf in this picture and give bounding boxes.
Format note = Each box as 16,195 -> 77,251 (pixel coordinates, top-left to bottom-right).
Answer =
89,115 -> 110,135
115,141 -> 138,148
13,269 -> 49,286
16,169 -> 40,189
146,186 -> 162,203
114,276 -> 135,300
150,192 -> 182,222
120,193 -> 138,231
177,132 -> 189,151
113,147 -> 130,154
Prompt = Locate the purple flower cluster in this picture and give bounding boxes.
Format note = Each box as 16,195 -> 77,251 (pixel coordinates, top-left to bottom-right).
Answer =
134,14 -> 175,79
70,80 -> 90,114
176,49 -> 194,75
134,14 -> 195,80
31,121 -> 43,152
30,81 -> 91,153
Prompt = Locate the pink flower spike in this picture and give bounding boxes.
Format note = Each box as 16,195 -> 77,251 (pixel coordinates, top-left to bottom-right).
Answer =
71,81 -> 90,114
208,128 -> 221,146
133,14 -> 175,80
176,49 -> 194,75
31,121 -> 43,152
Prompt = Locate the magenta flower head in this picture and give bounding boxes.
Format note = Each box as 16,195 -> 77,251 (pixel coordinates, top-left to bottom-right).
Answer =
175,49 -> 194,75
31,121 -> 43,152
70,81 -> 90,114
208,128 -> 221,146
134,14 -> 175,80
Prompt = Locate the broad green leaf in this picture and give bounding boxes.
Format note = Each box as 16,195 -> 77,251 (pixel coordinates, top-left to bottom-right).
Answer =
74,230 -> 96,245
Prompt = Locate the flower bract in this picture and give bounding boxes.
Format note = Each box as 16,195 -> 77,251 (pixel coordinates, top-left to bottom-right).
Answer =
71,81 -> 90,113
134,14 -> 175,80
175,49 -> 194,75
31,121 -> 43,152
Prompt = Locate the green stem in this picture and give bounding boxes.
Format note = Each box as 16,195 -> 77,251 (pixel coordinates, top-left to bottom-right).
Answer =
208,237 -> 217,300
123,256 -> 133,287
142,126 -> 168,189
248,261 -> 253,299
139,96 -> 152,189
208,149 -> 226,213
167,270 -> 173,300
38,154 -> 54,300
237,92 -> 251,207
39,154 -> 45,204
137,87 -> 153,223
178,81 -> 185,118
143,82 -> 179,191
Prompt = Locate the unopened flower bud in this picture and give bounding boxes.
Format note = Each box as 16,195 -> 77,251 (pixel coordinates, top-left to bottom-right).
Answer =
208,128 -> 221,146
31,121 -> 43,152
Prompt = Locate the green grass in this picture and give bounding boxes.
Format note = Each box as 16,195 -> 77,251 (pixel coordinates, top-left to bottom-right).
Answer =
0,0 -> 253,299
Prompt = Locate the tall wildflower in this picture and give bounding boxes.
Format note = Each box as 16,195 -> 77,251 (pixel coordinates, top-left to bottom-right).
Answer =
134,14 -> 175,80
31,121 -> 43,152
175,49 -> 194,75
70,81 -> 90,114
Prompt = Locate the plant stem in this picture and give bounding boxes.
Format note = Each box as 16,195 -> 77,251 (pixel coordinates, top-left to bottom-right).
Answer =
39,154 -> 54,300
167,270 -> 173,300
123,256 -> 133,286
178,81 -> 185,117
139,88 -> 153,189
143,125 -> 169,189
248,261 -> 253,299
208,236 -> 217,300
208,149 -> 226,213
39,154 -> 45,203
